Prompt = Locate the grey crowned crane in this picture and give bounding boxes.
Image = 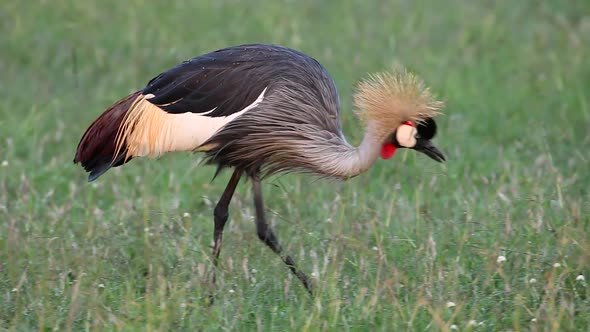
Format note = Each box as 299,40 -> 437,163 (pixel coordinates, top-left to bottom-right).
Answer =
74,44 -> 446,295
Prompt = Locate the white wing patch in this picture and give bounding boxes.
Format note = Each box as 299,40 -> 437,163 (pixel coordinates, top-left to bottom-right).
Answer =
116,88 -> 267,158
199,107 -> 218,116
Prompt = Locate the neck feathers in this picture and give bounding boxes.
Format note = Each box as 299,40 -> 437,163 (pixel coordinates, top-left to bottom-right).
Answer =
310,122 -> 384,179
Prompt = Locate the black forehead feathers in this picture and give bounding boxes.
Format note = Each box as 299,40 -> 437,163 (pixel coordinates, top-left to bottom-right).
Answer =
417,117 -> 437,140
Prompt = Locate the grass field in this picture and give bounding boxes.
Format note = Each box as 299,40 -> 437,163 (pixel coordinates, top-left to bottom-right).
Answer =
2,0 -> 590,330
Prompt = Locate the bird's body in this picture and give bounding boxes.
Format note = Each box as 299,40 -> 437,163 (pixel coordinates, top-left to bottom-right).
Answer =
76,44 -> 346,180
74,44 -> 446,295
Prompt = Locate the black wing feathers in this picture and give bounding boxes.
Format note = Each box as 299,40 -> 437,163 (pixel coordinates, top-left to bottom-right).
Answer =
142,44 -> 307,117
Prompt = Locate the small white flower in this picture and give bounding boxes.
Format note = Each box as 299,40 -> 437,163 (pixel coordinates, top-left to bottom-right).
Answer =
11,288 -> 18,292
446,301 -> 456,308
576,274 -> 585,282
183,212 -> 191,218
496,255 -> 506,263
91,182 -> 99,189
467,320 -> 478,327
553,263 -> 561,268
450,324 -> 458,330
531,318 -> 537,323
311,272 -> 317,277
98,283 -> 105,289
228,289 -> 235,294
1,160 -> 8,167
372,246 -> 379,251
144,227 -> 149,233
529,278 -> 537,284
180,302 -> 187,308
251,268 -> 257,274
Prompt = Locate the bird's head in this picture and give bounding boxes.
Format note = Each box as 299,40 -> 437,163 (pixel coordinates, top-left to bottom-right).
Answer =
353,68 -> 446,163
380,117 -> 445,162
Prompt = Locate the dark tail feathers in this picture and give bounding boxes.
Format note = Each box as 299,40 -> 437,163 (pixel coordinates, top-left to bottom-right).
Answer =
74,91 -> 141,181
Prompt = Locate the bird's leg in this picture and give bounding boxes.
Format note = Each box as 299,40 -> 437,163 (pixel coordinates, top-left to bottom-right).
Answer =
211,169 -> 242,281
251,172 -> 314,295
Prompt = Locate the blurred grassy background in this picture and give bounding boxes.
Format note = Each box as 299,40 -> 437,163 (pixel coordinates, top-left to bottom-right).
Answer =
1,0 -> 589,330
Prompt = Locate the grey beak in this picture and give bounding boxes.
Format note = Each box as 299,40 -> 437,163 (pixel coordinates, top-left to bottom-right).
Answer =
415,140 -> 446,163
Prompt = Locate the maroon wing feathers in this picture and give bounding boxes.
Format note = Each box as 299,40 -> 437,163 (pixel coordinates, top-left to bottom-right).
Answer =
74,91 -> 141,181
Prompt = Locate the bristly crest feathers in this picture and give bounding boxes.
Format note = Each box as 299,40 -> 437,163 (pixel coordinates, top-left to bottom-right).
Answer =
353,68 -> 444,132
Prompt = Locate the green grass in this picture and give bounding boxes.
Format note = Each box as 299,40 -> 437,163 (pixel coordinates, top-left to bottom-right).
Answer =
1,0 -> 590,330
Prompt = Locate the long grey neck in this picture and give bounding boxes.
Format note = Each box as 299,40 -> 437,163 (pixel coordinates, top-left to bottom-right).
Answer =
319,122 -> 385,179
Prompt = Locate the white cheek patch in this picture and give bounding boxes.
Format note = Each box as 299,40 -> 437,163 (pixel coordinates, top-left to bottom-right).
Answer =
396,124 -> 417,148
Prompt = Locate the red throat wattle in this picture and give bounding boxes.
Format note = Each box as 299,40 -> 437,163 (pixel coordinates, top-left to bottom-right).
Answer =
381,143 -> 397,159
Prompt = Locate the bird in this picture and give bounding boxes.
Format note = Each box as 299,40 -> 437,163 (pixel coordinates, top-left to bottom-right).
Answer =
74,43 -> 446,295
